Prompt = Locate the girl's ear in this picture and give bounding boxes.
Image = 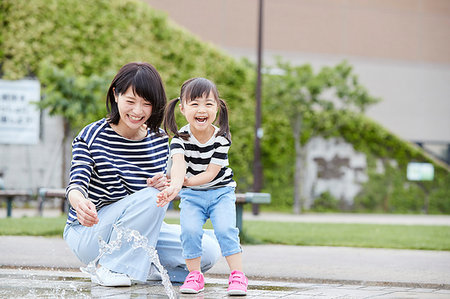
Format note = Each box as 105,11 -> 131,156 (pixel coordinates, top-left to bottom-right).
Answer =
179,102 -> 185,115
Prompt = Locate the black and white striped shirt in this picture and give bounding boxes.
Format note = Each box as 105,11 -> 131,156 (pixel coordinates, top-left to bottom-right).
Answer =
169,124 -> 236,190
66,118 -> 169,224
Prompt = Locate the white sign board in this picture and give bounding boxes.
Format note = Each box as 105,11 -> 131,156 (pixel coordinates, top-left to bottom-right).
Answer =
407,162 -> 434,181
0,79 -> 40,144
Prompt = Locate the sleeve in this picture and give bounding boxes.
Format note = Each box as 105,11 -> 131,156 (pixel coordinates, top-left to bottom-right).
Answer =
210,136 -> 230,167
65,136 -> 94,199
169,136 -> 185,157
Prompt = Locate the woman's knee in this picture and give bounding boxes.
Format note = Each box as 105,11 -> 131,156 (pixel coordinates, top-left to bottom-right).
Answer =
201,230 -> 221,270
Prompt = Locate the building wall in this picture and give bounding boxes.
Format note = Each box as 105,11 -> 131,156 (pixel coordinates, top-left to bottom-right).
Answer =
144,0 -> 450,144
0,113 -> 68,190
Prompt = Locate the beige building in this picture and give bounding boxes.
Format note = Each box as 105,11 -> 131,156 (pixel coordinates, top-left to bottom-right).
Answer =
144,0 -> 450,162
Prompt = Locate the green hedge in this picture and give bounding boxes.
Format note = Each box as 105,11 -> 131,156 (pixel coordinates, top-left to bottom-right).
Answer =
1,0 -> 448,213
1,0 -> 256,190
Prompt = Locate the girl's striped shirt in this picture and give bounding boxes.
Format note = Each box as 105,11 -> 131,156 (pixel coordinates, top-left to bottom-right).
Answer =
169,124 -> 236,190
65,118 -> 169,224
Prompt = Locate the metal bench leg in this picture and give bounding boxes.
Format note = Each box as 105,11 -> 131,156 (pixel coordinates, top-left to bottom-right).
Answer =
235,203 -> 244,232
7,197 -> 13,217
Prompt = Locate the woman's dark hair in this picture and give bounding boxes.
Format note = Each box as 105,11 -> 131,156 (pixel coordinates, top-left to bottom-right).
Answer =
164,77 -> 231,141
106,62 -> 167,135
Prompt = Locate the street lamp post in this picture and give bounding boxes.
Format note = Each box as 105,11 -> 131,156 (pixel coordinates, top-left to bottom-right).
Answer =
252,0 -> 264,215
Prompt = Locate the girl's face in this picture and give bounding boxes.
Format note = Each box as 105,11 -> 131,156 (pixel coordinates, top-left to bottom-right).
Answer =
115,86 -> 153,133
180,91 -> 218,134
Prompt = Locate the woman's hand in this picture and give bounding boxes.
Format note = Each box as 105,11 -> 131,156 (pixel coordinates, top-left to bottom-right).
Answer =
147,173 -> 170,191
68,190 -> 99,227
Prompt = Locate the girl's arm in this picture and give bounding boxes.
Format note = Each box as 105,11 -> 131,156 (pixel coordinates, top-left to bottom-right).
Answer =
156,153 -> 186,207
184,163 -> 221,187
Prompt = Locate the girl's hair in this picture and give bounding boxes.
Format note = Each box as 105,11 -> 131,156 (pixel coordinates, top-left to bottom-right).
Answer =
106,62 -> 167,136
164,77 -> 231,141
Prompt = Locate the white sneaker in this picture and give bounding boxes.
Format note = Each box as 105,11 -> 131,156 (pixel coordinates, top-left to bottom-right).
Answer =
147,265 -> 162,281
92,266 -> 131,287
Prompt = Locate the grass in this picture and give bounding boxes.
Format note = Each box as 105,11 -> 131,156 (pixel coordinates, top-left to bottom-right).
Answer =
0,216 -> 67,236
1,216 -> 449,251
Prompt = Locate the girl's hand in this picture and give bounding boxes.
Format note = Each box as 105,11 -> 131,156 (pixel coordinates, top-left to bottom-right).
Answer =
147,173 -> 170,191
74,198 -> 99,227
156,186 -> 180,207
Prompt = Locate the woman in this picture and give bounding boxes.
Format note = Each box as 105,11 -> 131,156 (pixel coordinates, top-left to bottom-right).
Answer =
63,62 -> 221,287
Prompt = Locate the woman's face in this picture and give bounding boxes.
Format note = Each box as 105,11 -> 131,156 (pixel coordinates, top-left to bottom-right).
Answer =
115,86 -> 153,132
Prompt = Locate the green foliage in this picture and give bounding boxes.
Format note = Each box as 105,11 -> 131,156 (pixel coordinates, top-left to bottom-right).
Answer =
311,192 -> 340,212
37,61 -> 113,129
1,0 -> 255,190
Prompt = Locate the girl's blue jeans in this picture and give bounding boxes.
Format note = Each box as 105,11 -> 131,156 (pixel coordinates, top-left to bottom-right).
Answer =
179,186 -> 242,260
63,187 -> 221,282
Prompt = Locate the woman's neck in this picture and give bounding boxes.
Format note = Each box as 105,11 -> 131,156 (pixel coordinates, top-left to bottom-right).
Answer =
110,122 -> 147,140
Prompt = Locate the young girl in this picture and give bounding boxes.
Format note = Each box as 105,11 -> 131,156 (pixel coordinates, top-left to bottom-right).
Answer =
157,78 -> 248,295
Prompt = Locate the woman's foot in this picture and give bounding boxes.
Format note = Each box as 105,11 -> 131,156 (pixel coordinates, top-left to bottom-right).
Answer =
180,271 -> 205,294
227,270 -> 248,296
91,266 -> 131,287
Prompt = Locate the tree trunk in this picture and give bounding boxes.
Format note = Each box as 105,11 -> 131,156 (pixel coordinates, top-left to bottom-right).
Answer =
293,114 -> 303,214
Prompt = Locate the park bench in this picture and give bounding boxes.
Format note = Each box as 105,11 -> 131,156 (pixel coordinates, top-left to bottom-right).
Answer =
0,189 -> 34,217
2,188 -> 271,232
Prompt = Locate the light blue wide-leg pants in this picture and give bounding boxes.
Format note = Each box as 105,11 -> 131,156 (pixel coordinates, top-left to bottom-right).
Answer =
63,187 -> 221,282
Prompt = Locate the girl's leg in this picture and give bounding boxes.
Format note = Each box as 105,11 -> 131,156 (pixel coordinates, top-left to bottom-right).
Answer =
64,187 -> 166,281
185,257 -> 202,272
154,222 -> 221,282
208,187 -> 242,271
179,189 -> 208,262
225,252 -> 243,272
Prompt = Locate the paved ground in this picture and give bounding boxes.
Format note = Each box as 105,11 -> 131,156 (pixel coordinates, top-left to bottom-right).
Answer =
1,209 -> 450,298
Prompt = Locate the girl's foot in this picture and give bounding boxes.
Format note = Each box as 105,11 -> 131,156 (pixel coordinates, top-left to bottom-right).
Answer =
180,271 -> 205,294
227,270 -> 248,296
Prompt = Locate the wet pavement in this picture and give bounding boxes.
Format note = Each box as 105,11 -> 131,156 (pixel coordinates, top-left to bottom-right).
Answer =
1,210 -> 450,298
2,268 -> 450,299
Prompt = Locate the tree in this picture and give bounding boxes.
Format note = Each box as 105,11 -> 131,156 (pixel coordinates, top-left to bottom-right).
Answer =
264,59 -> 380,214
37,62 -> 112,186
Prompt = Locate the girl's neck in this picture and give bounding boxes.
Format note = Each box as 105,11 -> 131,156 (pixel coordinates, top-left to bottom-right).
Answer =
190,124 -> 215,144
110,122 -> 147,140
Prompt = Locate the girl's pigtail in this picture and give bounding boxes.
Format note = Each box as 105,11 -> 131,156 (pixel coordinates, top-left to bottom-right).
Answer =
164,98 -> 181,137
216,98 -> 231,142
164,97 -> 190,140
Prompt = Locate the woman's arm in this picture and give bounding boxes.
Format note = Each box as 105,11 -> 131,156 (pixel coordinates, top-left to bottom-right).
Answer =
156,153 -> 186,207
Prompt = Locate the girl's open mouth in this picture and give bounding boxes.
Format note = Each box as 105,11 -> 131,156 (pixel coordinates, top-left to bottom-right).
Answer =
195,117 -> 207,123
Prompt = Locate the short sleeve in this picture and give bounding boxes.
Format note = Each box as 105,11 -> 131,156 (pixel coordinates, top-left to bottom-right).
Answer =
210,135 -> 230,167
169,136 -> 185,157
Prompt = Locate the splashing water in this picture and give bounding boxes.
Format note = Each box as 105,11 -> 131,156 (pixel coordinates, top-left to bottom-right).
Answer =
80,225 -> 176,299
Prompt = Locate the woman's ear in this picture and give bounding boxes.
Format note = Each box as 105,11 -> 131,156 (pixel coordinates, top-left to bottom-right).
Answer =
113,87 -> 118,102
